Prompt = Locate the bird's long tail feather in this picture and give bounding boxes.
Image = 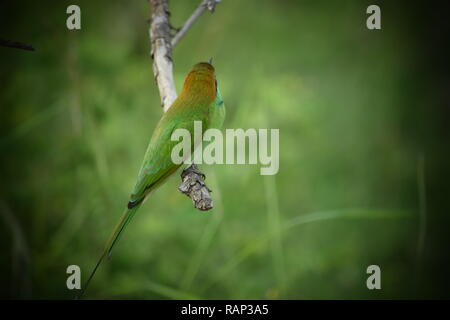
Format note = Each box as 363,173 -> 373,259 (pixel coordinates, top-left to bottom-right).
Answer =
77,203 -> 142,298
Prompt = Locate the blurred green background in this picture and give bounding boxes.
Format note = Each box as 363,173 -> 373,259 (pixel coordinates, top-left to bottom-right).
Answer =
1,0 -> 449,299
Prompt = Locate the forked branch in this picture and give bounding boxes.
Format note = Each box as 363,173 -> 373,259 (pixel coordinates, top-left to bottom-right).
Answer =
171,0 -> 221,47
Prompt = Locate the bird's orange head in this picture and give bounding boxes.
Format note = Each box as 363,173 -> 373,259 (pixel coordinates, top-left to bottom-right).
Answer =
180,62 -> 216,102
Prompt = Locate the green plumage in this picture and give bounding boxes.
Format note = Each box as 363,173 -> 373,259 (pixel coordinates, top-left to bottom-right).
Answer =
79,62 -> 225,298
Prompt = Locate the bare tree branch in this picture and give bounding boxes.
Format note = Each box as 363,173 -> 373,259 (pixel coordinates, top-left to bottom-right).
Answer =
0,39 -> 35,51
171,0 -> 221,47
149,0 -> 177,112
148,0 -> 220,211
178,164 -> 213,211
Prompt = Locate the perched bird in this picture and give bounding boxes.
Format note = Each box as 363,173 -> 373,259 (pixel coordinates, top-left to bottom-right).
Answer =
80,61 -> 225,297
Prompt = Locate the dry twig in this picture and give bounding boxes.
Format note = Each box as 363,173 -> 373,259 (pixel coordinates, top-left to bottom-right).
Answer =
171,0 -> 221,47
0,39 -> 35,51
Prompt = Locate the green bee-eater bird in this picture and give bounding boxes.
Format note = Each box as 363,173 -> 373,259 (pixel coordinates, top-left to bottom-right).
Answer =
80,61 -> 225,297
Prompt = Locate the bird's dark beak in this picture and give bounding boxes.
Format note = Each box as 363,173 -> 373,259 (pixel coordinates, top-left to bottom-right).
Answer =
208,57 -> 213,65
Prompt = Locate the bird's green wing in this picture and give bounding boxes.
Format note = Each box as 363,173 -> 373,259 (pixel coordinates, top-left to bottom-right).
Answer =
128,116 -> 207,206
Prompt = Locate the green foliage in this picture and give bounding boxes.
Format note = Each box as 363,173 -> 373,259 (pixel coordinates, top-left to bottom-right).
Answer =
0,0 -> 446,299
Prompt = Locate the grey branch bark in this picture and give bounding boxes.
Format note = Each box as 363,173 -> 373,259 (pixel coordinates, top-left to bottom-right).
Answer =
0,39 -> 35,51
149,0 -> 177,112
171,0 -> 221,47
178,164 -> 213,211
148,0 -> 220,211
